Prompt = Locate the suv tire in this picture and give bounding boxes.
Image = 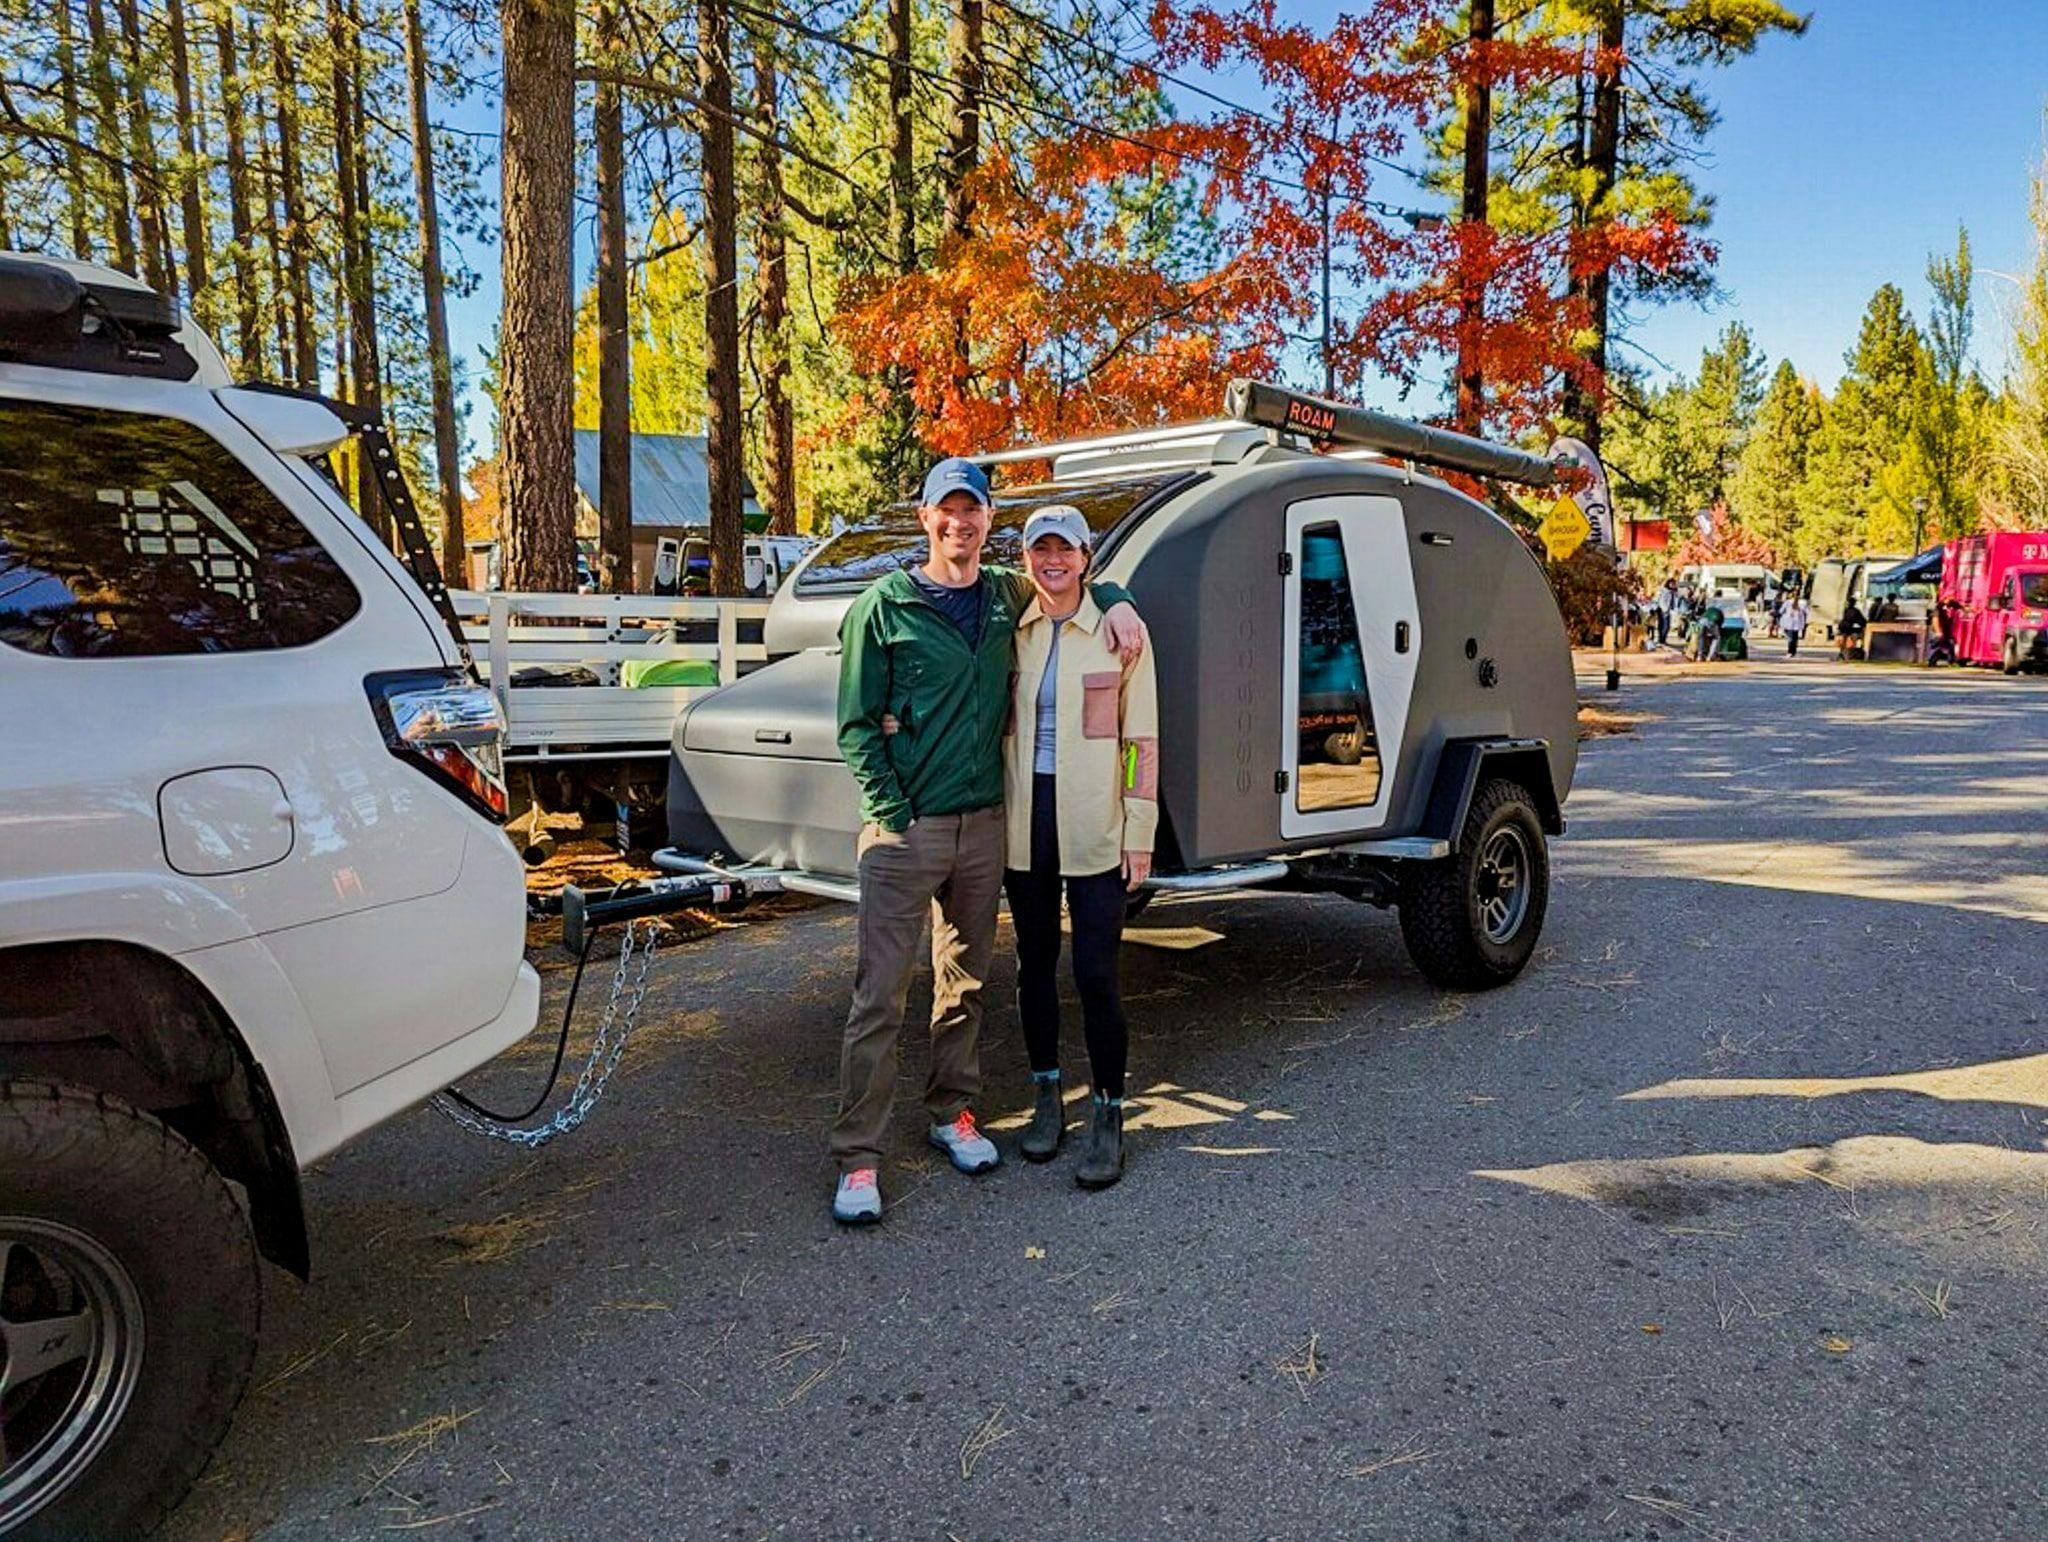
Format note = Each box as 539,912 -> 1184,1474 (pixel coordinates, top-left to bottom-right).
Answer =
1397,778 -> 1549,990
0,1082 -> 260,1541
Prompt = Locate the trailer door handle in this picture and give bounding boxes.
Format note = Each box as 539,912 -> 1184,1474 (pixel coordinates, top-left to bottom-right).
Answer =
1394,621 -> 1411,653
755,728 -> 792,744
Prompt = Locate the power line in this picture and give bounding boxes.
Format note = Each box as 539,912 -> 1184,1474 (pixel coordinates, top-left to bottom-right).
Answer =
729,0 -> 1316,195
732,0 -> 1436,216
984,0 -> 1428,186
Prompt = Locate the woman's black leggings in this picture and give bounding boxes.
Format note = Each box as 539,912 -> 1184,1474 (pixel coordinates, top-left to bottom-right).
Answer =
1004,773 -> 1128,1100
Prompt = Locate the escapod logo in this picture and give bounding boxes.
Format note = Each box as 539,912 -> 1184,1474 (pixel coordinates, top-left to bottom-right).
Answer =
1283,399 -> 1338,439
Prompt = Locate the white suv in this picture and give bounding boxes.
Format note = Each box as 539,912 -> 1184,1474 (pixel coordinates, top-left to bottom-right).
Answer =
0,255 -> 539,1537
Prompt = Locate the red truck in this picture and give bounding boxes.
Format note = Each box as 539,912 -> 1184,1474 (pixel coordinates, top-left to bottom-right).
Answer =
1939,532 -> 2048,673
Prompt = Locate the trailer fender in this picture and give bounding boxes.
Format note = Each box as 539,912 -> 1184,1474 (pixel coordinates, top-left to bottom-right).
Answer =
1420,739 -> 1564,851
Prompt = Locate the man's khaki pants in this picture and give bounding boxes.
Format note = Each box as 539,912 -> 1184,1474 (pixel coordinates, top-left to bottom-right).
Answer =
831,806 -> 1006,1172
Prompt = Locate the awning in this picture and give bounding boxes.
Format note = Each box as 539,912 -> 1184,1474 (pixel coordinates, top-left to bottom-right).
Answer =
1871,545 -> 1943,585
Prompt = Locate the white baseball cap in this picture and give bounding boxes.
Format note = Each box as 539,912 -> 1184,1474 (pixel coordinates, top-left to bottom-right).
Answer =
1021,504 -> 1092,551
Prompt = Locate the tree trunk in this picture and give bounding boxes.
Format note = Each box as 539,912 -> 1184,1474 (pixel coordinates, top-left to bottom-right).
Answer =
1558,6 -> 1625,452
697,0 -> 744,595
405,0 -> 466,584
57,0 -> 92,259
880,0 -> 918,492
1454,0 -> 1492,435
164,0 -> 210,312
84,0 -> 137,273
498,0 -> 579,593
594,0 -> 633,591
754,50 -> 796,537
941,0 -> 981,393
214,4 -> 264,374
260,92 -> 293,371
116,0 -> 176,294
343,0 -> 382,424
271,0 -> 317,385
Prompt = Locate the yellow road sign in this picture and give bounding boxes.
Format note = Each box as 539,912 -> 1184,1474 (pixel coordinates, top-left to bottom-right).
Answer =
1541,495 -> 1591,562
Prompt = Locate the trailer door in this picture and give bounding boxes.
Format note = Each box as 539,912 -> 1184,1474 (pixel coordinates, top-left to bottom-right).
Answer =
1280,495 -> 1418,839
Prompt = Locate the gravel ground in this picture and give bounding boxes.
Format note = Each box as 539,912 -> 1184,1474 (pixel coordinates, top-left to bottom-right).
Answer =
165,654 -> 2048,1542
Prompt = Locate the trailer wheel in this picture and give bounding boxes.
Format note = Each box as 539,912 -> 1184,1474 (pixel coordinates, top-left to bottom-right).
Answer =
1397,778 -> 1549,990
0,1082 -> 260,1541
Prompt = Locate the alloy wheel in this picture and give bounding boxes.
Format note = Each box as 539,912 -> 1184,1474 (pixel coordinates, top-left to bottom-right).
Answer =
0,1219 -> 146,1532
1474,825 -> 1532,945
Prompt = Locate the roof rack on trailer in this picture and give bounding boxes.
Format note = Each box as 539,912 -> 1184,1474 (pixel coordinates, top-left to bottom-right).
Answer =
1223,379 -> 1562,488
966,380 -> 1564,492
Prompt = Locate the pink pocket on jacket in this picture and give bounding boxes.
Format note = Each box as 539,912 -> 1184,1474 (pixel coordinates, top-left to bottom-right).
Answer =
1081,672 -> 1120,739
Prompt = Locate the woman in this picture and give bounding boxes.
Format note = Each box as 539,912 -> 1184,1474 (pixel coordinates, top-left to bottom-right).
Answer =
1003,505 -> 1158,1188
1779,593 -> 1807,657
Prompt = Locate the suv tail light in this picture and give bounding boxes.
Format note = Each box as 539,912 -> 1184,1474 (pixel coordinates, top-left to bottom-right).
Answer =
365,670 -> 509,822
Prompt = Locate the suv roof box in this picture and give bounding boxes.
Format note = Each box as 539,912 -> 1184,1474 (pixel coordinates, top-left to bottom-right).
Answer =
0,253 -> 198,381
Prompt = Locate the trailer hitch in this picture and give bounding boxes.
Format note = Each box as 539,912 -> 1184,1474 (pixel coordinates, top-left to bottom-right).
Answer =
553,873 -> 753,954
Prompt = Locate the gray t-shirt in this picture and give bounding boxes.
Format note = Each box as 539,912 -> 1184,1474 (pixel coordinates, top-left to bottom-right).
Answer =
1033,627 -> 1062,775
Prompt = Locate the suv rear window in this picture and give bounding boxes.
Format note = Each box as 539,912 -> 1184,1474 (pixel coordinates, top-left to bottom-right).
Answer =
0,400 -> 360,657
795,474 -> 1191,594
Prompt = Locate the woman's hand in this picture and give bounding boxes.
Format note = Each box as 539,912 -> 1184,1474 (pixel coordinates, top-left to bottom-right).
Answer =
1121,849 -> 1152,891
1102,601 -> 1148,665
880,713 -> 899,736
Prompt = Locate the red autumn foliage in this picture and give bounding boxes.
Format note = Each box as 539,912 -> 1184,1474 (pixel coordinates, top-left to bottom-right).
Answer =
1667,503 -> 1777,569
836,1 -> 1723,459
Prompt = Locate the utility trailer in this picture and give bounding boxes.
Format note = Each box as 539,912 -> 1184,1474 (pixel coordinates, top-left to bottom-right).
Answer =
621,381 -> 1584,989
447,587 -> 771,859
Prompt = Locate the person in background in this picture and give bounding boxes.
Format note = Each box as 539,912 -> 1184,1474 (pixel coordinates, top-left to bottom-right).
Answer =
1779,592 -> 1808,657
828,458 -> 1145,1226
1837,598 -> 1867,661
1653,578 -> 1678,646
1002,506 -> 1159,1190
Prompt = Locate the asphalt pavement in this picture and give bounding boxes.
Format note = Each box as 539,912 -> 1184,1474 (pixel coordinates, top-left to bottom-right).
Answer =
166,652 -> 2048,1541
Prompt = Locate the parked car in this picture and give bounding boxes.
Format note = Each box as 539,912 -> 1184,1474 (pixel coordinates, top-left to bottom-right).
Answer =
665,381 -> 1581,990
1807,553 -> 1908,638
0,253 -> 539,1537
1938,531 -> 2048,673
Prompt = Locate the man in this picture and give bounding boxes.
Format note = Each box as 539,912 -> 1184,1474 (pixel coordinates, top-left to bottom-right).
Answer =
828,458 -> 1144,1225
1837,598 -> 1867,661
1651,578 -> 1677,647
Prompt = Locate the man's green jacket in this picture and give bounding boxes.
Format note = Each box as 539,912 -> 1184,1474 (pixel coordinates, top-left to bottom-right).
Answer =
837,567 -> 1130,833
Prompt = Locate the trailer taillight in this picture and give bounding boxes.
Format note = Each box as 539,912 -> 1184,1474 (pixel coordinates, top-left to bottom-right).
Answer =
365,669 -> 509,822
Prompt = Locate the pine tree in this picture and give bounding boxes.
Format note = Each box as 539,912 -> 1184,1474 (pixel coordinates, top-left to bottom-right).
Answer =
1729,358 -> 1819,560
1908,226 -> 1984,542
1799,283 -> 1923,559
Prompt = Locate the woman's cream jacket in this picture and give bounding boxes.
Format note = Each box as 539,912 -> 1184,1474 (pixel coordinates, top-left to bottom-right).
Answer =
1002,591 -> 1159,874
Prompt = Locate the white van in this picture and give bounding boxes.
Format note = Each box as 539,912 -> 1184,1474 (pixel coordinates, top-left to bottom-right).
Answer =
1808,554 -> 1910,637
0,255 -> 538,1536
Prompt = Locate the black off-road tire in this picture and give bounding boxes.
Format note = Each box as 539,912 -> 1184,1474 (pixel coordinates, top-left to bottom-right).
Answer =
0,1082 -> 261,1541
1397,778 -> 1550,990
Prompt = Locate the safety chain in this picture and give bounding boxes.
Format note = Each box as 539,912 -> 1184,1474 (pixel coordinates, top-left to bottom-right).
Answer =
429,920 -> 661,1148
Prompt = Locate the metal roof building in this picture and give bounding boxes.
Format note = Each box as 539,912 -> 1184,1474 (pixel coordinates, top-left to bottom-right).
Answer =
570,430 -> 763,531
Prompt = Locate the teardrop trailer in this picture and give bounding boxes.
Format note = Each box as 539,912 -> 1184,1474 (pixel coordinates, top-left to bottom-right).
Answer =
577,381 -> 1585,991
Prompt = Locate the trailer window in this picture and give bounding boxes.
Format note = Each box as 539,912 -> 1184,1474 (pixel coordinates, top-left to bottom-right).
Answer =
0,400 -> 360,657
1294,522 -> 1380,812
796,475 -> 1190,594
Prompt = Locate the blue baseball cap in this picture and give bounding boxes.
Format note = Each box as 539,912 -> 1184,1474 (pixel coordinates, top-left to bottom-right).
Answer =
920,456 -> 992,508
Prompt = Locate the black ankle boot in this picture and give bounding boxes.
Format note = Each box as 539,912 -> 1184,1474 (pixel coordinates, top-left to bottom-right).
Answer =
1076,1095 -> 1123,1189
1021,1077 -> 1064,1162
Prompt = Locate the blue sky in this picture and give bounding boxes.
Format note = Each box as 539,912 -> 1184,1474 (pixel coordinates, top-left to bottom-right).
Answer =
444,0 -> 2045,450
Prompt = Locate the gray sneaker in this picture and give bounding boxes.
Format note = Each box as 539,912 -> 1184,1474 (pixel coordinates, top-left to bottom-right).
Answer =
929,1109 -> 1000,1173
832,1167 -> 883,1224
